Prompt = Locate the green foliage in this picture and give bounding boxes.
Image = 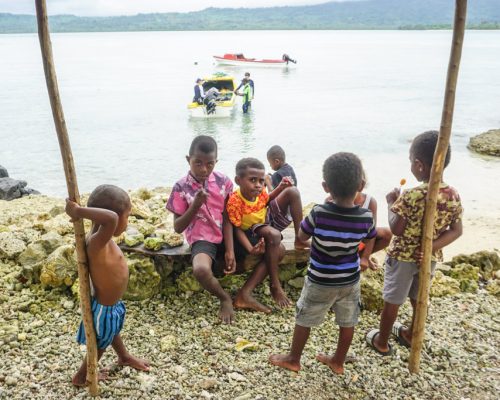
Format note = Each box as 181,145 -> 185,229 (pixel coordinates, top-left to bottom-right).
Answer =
1,0 -> 500,33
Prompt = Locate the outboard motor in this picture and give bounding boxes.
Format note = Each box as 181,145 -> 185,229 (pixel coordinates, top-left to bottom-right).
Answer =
282,54 -> 297,64
204,98 -> 217,115
203,87 -> 220,115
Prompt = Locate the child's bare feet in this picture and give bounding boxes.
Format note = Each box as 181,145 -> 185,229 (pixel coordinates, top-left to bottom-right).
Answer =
72,369 -> 109,387
234,292 -> 272,314
218,298 -> 235,324
117,354 -> 150,371
316,353 -> 344,375
294,238 -> 310,250
271,285 -> 292,308
269,354 -> 301,372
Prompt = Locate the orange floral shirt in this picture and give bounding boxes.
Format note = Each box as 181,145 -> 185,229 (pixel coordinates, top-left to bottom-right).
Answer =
226,189 -> 269,230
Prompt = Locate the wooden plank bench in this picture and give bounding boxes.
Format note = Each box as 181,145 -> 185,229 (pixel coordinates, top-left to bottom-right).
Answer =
120,228 -> 310,270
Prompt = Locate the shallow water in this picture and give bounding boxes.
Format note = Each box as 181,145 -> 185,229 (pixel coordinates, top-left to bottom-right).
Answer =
1,30 -> 499,218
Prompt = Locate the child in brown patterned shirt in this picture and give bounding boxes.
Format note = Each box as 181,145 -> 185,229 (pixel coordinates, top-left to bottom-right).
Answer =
367,130 -> 463,355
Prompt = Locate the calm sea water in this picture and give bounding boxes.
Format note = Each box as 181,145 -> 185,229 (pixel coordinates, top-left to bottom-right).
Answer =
1,30 -> 499,218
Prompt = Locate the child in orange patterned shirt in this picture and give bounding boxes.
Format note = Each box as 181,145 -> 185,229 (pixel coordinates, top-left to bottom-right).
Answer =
227,157 -> 308,313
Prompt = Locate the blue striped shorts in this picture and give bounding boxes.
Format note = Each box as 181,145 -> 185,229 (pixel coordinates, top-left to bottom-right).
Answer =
76,298 -> 126,349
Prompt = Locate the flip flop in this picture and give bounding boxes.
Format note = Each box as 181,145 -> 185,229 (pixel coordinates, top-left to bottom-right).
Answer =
365,329 -> 393,356
392,321 -> 411,348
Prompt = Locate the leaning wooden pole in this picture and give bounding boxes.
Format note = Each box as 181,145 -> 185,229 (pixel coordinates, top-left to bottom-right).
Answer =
409,0 -> 467,373
35,0 -> 99,394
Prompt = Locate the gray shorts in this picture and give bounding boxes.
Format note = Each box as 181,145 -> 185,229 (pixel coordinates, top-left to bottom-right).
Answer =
383,257 -> 436,305
296,277 -> 360,328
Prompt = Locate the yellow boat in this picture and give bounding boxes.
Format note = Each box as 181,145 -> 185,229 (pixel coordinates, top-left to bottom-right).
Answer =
188,74 -> 238,118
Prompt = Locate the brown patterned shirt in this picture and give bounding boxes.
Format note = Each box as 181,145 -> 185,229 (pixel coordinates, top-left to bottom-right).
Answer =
386,183 -> 463,262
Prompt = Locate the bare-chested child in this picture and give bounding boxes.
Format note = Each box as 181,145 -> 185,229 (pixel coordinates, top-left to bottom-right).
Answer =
226,158 -> 309,311
66,185 -> 150,387
167,136 -> 237,323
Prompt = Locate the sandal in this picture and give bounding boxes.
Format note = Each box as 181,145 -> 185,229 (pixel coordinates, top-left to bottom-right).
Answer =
392,321 -> 411,348
365,329 -> 393,356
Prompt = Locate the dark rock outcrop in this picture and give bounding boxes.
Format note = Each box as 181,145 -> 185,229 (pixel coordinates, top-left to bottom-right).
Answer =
0,168 -> 40,201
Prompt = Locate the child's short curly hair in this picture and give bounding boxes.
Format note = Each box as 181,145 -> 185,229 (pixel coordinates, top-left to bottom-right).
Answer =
411,130 -> 451,168
323,152 -> 363,199
267,145 -> 286,161
87,185 -> 130,215
235,157 -> 265,177
189,135 -> 218,157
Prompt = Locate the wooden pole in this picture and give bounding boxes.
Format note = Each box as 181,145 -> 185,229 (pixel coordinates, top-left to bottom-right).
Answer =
35,0 -> 99,394
409,0 -> 467,373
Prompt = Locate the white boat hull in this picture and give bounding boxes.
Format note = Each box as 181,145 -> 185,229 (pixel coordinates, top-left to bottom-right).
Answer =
189,105 -> 235,118
214,58 -> 293,68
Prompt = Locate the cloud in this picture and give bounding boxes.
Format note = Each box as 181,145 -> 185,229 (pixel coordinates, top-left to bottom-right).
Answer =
0,0 -> 346,16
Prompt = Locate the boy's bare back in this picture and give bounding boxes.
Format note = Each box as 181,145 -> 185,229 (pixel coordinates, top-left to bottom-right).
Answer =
66,192 -> 131,306
87,238 -> 129,306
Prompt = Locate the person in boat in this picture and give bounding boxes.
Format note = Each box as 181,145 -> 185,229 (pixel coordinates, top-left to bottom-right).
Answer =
282,54 -> 297,64
235,78 -> 252,114
236,72 -> 254,99
193,78 -> 205,104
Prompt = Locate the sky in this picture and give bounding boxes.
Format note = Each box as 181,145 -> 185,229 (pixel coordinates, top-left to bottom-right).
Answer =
0,0 -> 351,16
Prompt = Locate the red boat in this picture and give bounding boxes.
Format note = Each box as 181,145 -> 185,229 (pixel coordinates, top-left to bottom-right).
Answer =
213,53 -> 297,68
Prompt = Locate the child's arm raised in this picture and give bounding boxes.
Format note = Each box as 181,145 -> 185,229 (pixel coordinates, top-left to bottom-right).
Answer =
65,199 -> 118,249
386,188 -> 407,236
264,174 -> 274,193
268,176 -> 293,201
172,189 -> 208,234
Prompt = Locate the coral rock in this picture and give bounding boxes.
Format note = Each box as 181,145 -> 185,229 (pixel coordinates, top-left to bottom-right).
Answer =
360,267 -> 384,313
448,263 -> 480,293
40,245 -> 77,288
0,231 -> 26,259
124,254 -> 161,300
468,129 -> 500,157
130,198 -> 152,219
430,271 -> 461,297
177,268 -> 202,293
447,251 -> 500,281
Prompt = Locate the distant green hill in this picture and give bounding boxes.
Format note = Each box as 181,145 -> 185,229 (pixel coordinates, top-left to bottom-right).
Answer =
1,0 -> 499,33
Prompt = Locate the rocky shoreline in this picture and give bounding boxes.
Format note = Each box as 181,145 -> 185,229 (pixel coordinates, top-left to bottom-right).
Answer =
0,189 -> 499,399
0,165 -> 39,201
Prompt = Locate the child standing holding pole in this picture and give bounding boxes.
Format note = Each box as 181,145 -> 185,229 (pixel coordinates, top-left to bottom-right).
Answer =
366,131 -> 463,355
66,185 -> 150,386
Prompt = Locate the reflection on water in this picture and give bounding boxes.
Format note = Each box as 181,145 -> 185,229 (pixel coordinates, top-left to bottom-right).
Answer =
0,30 -> 499,217
239,111 -> 256,152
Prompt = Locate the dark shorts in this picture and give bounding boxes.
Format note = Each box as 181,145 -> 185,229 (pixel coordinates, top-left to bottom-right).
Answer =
190,240 -> 225,276
233,229 -> 262,262
233,200 -> 291,261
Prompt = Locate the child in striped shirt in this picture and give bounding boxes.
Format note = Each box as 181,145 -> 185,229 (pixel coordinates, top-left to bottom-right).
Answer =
269,152 -> 376,375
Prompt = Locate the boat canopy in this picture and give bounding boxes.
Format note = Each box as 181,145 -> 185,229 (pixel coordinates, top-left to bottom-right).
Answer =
202,75 -> 236,92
